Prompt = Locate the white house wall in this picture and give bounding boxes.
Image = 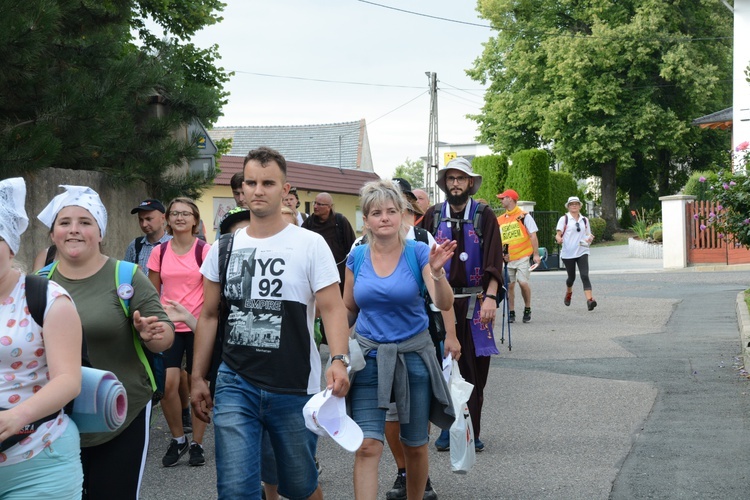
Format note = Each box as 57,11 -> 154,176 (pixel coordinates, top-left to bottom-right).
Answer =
735,0 -> 750,154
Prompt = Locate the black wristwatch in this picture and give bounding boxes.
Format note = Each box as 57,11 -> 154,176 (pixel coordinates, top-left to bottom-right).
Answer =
484,294 -> 498,301
331,354 -> 350,367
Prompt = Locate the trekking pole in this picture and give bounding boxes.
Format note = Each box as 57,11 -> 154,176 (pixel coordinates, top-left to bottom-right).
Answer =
504,265 -> 512,351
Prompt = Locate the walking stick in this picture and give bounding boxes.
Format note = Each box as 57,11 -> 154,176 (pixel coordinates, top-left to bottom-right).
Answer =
502,264 -> 511,351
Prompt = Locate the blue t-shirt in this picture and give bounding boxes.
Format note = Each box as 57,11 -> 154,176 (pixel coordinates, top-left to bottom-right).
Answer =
347,243 -> 430,344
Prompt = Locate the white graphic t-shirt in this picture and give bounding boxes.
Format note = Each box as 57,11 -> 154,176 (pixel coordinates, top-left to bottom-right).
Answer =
201,224 -> 339,395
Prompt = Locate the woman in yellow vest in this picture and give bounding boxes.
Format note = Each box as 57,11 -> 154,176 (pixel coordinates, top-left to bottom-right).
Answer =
496,189 -> 541,323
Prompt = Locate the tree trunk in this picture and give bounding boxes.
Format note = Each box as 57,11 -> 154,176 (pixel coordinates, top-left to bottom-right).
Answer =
600,159 -> 618,237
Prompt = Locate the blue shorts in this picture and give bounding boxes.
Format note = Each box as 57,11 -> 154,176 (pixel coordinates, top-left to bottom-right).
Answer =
350,352 -> 431,447
213,363 -> 317,500
0,420 -> 82,499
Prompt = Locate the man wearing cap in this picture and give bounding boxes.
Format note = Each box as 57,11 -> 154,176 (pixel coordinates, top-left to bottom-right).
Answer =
419,157 -> 504,453
496,189 -> 541,324
124,199 -> 172,272
283,186 -> 308,225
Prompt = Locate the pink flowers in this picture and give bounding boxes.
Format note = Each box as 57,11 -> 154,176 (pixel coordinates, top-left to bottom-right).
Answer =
736,141 -> 749,152
730,181 -> 737,186
723,183 -> 730,190
693,214 -> 700,220
700,224 -> 707,231
699,176 -> 707,183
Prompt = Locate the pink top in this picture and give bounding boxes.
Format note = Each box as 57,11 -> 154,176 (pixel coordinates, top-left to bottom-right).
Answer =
147,239 -> 211,332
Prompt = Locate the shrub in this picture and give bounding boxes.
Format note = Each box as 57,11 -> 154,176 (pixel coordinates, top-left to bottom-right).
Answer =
549,171 -> 577,215
683,171 -> 719,201
652,229 -> 663,242
589,217 -> 606,241
507,149 -> 551,210
473,155 -> 508,209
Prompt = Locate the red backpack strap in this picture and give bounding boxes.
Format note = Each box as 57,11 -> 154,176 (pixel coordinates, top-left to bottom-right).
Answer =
194,239 -> 207,267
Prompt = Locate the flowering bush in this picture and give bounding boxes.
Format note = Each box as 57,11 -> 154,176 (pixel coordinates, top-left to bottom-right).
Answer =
630,208 -> 661,241
699,141 -> 750,247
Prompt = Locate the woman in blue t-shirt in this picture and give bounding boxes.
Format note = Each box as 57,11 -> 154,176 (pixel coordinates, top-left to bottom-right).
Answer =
343,179 -> 456,500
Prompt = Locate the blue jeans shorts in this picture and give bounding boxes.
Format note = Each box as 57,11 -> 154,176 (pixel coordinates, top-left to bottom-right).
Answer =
213,363 -> 317,500
350,352 -> 431,447
0,419 -> 82,499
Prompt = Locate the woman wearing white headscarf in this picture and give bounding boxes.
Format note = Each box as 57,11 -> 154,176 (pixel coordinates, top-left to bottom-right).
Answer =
37,185 -> 174,500
0,178 -> 83,499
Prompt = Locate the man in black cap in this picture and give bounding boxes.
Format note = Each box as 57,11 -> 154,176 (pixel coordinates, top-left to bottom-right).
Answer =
124,198 -> 172,272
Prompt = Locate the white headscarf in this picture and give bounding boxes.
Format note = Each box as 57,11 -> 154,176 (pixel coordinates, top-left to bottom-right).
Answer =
37,185 -> 108,237
0,177 -> 29,254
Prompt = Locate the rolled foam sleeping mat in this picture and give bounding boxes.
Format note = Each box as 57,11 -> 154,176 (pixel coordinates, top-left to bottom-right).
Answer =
70,367 -> 128,433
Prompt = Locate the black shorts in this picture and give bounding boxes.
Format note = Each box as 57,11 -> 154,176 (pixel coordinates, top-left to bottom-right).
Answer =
163,331 -> 194,373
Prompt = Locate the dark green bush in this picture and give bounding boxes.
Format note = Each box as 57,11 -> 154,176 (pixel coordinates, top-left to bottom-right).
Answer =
507,149 -> 551,210
682,171 -> 719,201
549,171 -> 577,215
473,155 -> 508,209
589,217 -> 607,241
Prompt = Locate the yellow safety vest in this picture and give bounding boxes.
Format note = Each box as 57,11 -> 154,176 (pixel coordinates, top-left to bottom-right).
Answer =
497,207 -> 533,261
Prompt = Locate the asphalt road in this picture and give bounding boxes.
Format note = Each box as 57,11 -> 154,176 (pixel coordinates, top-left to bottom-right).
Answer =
140,245 -> 750,499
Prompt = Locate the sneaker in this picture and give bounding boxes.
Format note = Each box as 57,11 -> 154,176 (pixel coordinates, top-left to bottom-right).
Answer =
162,438 -> 189,467
522,308 -> 531,323
508,310 -> 516,324
385,472 -> 407,500
564,291 -> 572,306
475,438 -> 485,453
587,299 -> 597,311
315,456 -> 322,476
188,442 -> 205,466
423,477 -> 438,500
182,408 -> 192,434
435,429 -> 450,451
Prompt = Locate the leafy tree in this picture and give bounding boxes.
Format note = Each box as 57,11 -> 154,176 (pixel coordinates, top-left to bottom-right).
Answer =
0,0 -> 230,199
469,0 -> 732,236
393,158 -> 425,189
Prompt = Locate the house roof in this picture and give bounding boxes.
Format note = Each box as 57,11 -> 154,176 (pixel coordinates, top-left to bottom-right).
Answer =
209,120 -> 372,170
215,156 -> 380,196
692,107 -> 733,129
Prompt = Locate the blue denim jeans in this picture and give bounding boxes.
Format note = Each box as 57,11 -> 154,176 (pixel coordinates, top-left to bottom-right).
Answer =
350,352 -> 431,447
214,363 -> 317,500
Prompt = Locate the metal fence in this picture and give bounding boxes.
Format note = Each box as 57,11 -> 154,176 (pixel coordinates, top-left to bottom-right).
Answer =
532,210 -> 561,256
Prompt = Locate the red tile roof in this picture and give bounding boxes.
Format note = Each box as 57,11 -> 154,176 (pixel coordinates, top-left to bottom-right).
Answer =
215,156 -> 380,196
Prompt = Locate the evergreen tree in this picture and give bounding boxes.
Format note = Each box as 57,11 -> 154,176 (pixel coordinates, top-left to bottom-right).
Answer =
0,0 -> 229,199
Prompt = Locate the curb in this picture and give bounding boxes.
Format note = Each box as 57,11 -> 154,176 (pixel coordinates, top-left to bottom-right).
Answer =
735,291 -> 750,368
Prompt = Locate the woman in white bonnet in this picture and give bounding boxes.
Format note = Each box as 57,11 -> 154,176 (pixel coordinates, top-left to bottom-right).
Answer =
0,177 -> 83,499
37,185 -> 174,500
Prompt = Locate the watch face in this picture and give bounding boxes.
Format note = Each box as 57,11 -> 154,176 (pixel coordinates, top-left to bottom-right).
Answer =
334,354 -> 350,366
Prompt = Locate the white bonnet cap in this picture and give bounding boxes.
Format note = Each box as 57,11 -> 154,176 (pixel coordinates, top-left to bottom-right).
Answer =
37,185 -> 108,237
0,177 -> 29,254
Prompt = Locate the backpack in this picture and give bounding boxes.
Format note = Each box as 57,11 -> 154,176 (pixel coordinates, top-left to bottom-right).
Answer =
133,237 -> 145,264
205,230 -> 236,398
37,261 -> 166,403
431,201 -> 488,249
563,214 -> 588,234
158,238 -> 207,268
351,239 -> 447,345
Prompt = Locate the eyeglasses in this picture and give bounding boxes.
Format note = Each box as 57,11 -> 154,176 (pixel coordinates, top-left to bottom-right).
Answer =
169,211 -> 194,218
575,222 -> 581,232
446,175 -> 469,184
313,202 -> 331,207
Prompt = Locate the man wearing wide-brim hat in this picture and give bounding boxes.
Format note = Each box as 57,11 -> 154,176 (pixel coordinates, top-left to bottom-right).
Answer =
418,157 -> 504,453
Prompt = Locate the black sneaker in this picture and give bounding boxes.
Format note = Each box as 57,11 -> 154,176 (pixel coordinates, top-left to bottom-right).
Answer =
162,439 -> 189,467
385,472 -> 407,500
424,477 -> 438,500
587,299 -> 597,311
508,311 -> 515,323
522,308 -> 531,323
188,442 -> 205,466
182,408 -> 192,434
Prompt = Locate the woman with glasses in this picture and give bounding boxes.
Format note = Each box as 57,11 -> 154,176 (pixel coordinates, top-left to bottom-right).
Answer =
555,196 -> 597,311
147,198 -> 211,467
36,185 -> 174,499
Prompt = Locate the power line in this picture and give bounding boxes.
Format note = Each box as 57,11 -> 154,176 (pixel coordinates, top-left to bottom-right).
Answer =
367,91 -> 430,126
356,0 -> 731,43
232,70 -> 424,89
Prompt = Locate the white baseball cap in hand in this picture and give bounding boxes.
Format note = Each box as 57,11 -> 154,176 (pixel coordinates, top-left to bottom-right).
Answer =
303,388 -> 363,452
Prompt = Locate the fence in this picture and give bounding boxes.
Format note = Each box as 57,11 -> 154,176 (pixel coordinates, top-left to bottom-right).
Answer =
686,200 -> 750,265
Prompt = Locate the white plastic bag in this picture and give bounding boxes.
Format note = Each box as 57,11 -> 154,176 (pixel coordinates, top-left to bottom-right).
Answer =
448,360 -> 476,473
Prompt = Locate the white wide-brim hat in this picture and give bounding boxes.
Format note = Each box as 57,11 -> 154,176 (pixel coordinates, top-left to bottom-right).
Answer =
303,389 -> 363,452
565,196 -> 582,208
436,157 -> 482,196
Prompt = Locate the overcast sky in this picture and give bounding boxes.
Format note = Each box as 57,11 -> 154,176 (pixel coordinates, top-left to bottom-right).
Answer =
189,0 -> 493,179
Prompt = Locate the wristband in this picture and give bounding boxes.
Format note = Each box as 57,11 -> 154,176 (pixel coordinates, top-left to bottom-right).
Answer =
484,294 -> 497,301
430,268 -> 446,281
